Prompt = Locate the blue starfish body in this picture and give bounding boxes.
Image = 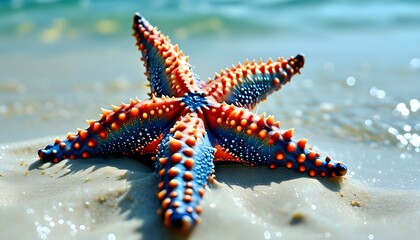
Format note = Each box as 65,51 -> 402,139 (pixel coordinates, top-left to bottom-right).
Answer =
38,12 -> 347,231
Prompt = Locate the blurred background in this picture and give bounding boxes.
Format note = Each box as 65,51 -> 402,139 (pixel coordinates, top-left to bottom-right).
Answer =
0,0 -> 419,188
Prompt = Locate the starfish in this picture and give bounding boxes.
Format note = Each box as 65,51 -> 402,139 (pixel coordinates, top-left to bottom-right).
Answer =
38,12 -> 347,231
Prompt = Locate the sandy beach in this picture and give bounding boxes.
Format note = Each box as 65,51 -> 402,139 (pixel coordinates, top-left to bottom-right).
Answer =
1,1 -> 419,239
1,138 -> 419,239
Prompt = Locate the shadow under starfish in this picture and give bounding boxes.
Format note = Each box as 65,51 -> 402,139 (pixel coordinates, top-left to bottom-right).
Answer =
37,12 -> 347,231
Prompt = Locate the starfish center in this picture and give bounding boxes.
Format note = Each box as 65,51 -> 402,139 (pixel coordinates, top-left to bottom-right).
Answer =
183,92 -> 208,111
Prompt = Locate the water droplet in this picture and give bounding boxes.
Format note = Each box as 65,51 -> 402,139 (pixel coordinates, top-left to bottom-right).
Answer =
388,127 -> 398,135
376,90 -> 386,99
264,230 -> 272,239
370,87 -> 386,99
346,76 -> 356,86
108,233 -> 116,240
411,134 -> 420,147
36,226 -> 50,240
370,87 -> 377,97
395,102 -> 410,116
44,214 -> 52,222
410,99 -> 419,112
403,125 -> 412,132
368,234 -> 374,240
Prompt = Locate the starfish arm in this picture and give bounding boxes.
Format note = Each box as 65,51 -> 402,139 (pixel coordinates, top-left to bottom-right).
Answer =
132,13 -> 201,97
203,54 -> 305,109
155,112 -> 215,230
204,103 -> 347,177
38,96 -> 185,163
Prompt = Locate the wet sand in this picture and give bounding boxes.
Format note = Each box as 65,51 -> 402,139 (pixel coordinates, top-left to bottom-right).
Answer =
0,138 -> 419,239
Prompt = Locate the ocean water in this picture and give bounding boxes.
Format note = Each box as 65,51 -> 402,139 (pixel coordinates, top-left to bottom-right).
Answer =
1,0 -> 419,197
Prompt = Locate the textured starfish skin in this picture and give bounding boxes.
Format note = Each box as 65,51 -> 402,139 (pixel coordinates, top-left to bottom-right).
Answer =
38,12 -> 347,231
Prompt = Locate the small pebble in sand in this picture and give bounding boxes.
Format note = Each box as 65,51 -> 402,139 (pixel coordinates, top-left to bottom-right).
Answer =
98,195 -> 106,204
289,212 -> 306,225
350,200 -> 361,207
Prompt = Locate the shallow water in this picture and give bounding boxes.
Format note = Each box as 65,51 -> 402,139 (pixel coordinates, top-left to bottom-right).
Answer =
0,0 -> 419,239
